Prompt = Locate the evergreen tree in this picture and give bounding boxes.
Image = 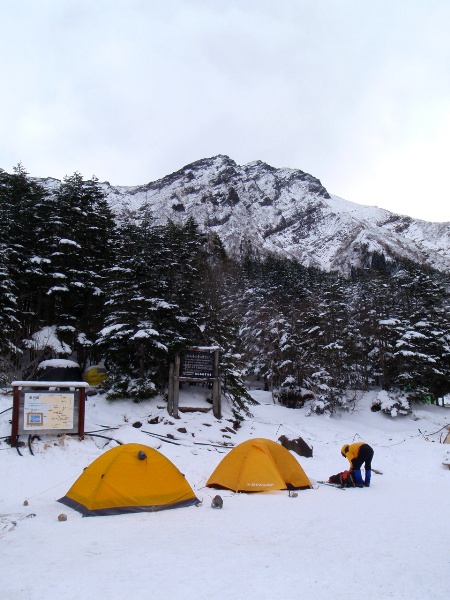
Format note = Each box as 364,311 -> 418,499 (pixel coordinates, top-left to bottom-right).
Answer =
389,267 -> 450,401
0,242 -> 19,382
41,173 -> 116,367
100,214 -> 207,399
0,165 -> 52,373
199,232 -> 257,418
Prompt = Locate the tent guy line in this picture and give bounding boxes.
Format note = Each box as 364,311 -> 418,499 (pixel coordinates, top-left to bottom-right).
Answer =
142,429 -> 234,450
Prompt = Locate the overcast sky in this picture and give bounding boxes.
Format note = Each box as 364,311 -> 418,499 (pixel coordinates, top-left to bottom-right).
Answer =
1,1 -> 450,222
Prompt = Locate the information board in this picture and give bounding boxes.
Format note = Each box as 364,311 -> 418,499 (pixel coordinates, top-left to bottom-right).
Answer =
23,392 -> 75,430
10,382 -> 87,443
181,351 -> 215,377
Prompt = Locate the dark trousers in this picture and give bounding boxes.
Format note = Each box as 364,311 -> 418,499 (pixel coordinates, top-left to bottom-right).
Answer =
351,444 -> 374,470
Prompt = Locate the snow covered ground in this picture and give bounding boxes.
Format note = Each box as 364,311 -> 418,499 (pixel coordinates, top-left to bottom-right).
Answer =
1,387 -> 450,600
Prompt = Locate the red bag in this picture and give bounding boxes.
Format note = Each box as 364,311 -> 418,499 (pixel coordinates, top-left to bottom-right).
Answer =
328,470 -> 356,487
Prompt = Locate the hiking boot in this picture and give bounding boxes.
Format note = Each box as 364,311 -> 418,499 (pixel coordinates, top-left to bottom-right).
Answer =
352,469 -> 364,487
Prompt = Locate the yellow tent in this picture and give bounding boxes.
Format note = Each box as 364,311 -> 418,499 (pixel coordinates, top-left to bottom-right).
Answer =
206,437 -> 312,492
83,365 -> 108,387
58,443 -> 200,516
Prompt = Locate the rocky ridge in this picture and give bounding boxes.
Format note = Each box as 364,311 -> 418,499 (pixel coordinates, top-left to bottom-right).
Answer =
44,155 -> 450,275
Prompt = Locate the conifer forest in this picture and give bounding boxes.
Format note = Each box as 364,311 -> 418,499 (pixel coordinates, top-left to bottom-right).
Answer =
1,166 -> 449,416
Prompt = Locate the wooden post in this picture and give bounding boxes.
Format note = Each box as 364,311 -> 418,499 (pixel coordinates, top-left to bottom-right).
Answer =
172,355 -> 180,419
77,387 -> 86,438
212,349 -> 221,419
167,361 -> 175,415
10,386 -> 20,445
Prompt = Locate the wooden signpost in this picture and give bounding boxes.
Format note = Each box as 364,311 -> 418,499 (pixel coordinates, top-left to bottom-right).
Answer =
167,346 -> 221,419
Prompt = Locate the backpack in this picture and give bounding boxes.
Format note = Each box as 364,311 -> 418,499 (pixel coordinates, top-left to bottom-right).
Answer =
328,470 -> 356,488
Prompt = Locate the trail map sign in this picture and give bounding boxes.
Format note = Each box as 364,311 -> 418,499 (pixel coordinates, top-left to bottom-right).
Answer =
23,392 -> 74,430
168,347 -> 221,419
10,381 -> 88,444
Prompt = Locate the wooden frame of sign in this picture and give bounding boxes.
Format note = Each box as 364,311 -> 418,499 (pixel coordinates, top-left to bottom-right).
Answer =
10,381 -> 89,446
167,347 -> 221,419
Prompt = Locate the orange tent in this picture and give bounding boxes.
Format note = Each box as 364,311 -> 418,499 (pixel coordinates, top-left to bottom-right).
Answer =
58,443 -> 199,516
206,437 -> 312,492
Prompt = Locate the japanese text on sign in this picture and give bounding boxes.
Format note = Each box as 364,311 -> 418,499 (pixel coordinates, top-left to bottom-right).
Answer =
23,392 -> 74,430
181,351 -> 215,377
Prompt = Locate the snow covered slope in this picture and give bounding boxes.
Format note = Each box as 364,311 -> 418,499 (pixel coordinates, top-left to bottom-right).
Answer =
48,155 -> 450,274
2,387 -> 450,600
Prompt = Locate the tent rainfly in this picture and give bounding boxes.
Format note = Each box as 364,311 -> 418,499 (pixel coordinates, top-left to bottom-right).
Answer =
206,437 -> 312,492
83,365 -> 108,387
58,443 -> 200,516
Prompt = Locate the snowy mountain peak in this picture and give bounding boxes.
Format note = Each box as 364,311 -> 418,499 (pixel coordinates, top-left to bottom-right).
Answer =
43,156 -> 450,275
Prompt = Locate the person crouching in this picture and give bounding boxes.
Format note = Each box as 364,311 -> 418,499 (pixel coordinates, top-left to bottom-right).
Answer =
341,442 -> 374,487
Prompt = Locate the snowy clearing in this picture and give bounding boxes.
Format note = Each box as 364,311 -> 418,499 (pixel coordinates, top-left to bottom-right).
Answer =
1,388 -> 450,600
